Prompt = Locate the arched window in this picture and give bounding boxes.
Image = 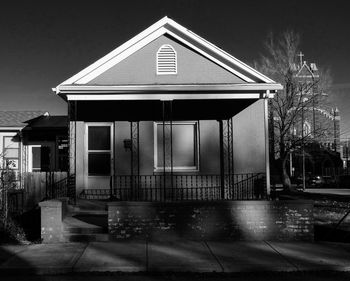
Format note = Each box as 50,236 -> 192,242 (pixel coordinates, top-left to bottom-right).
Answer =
303,121 -> 311,136
157,44 -> 177,75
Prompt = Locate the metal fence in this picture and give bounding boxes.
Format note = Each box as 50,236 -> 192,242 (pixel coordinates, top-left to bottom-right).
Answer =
80,173 -> 266,201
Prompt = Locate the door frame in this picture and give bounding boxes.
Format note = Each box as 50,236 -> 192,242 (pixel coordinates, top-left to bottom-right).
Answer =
84,122 -> 114,189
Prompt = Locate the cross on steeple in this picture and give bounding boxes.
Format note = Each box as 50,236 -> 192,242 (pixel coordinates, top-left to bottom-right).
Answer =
297,51 -> 304,67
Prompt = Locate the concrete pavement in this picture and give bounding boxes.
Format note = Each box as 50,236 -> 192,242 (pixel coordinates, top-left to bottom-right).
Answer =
305,188 -> 350,196
0,240 -> 349,275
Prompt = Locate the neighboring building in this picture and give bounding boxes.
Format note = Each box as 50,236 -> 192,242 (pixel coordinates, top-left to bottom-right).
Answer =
0,111 -> 68,186
53,16 -> 282,200
293,56 -> 340,153
270,54 -> 342,178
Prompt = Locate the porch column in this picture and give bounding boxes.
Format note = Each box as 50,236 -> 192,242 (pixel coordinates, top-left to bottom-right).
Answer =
219,120 -> 225,199
264,92 -> 271,197
68,101 -> 77,202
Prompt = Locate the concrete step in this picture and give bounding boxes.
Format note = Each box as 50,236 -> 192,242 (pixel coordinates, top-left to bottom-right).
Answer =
73,199 -> 108,211
62,233 -> 111,242
63,214 -> 108,234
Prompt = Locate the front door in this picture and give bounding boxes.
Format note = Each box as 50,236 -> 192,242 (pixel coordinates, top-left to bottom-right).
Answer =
85,123 -> 113,189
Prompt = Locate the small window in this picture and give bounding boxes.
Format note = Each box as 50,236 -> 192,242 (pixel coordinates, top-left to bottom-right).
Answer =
157,44 -> 177,75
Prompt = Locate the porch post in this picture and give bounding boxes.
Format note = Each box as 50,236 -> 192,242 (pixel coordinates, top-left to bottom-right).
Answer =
67,101 -> 77,203
219,120 -> 225,199
264,92 -> 271,197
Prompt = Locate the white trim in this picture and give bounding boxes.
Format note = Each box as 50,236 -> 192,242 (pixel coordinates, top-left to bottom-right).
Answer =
67,93 -> 262,101
27,145 -> 41,172
59,83 -> 282,93
61,18 -> 172,85
163,30 -> 254,82
263,95 -> 270,196
153,121 -> 200,172
75,28 -> 168,84
55,17 -> 279,89
84,123 -> 114,186
0,127 -> 23,131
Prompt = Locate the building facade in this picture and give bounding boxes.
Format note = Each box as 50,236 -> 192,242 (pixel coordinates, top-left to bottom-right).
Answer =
53,17 -> 282,200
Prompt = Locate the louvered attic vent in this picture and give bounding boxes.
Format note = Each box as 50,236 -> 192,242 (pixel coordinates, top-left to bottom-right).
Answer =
157,45 -> 177,75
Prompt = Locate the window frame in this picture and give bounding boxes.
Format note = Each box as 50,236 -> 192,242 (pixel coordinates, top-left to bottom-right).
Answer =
3,135 -> 20,171
28,145 -> 42,172
85,123 -> 113,177
153,121 -> 199,172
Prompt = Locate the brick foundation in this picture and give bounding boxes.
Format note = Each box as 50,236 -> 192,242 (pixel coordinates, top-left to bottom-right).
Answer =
108,200 -> 314,241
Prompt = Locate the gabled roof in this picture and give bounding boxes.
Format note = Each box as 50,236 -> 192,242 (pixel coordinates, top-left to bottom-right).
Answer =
55,16 -> 282,97
295,62 -> 319,79
0,111 -> 48,128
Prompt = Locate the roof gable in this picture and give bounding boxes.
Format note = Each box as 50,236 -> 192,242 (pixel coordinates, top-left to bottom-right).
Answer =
295,62 -> 317,79
57,16 -> 276,90
88,35 -> 246,85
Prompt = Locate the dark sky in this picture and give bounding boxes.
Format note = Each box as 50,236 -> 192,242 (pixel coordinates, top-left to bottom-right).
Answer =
0,0 -> 349,136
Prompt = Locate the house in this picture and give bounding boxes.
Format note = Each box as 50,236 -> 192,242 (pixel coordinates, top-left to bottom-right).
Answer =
53,16 -> 283,200
40,17 -> 318,243
0,111 -> 68,178
0,111 -> 69,211
0,111 -> 68,212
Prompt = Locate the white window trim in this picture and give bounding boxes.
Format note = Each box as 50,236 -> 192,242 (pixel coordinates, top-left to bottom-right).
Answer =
1,133 -> 21,171
153,121 -> 199,172
156,44 -> 177,75
84,122 -> 113,178
28,145 -> 41,172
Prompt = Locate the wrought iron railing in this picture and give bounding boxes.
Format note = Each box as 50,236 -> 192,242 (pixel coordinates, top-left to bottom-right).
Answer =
80,173 -> 266,201
46,173 -> 76,203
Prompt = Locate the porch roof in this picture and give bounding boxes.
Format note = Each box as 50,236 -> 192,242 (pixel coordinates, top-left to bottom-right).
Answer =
74,99 -> 259,121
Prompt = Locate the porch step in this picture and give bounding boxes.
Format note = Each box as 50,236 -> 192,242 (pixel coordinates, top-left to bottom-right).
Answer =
62,233 -> 111,243
62,213 -> 108,242
67,198 -> 108,215
79,189 -> 114,200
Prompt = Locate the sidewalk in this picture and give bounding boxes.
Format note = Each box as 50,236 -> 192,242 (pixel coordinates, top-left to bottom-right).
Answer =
0,240 -> 349,275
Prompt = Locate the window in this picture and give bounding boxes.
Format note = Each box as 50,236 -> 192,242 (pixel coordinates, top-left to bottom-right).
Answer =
28,145 -> 51,172
154,121 -> 199,171
3,136 -> 20,170
303,121 -> 311,136
157,44 -> 177,75
87,125 -> 112,176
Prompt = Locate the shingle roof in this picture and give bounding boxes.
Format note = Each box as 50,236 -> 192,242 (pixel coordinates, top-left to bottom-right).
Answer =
0,111 -> 48,127
24,116 -> 67,129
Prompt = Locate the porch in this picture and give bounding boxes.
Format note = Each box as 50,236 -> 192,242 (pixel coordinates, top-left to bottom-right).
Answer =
66,97 -> 271,202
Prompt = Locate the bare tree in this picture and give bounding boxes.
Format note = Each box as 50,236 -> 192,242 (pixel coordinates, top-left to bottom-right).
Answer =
0,155 -> 17,227
255,31 -> 332,191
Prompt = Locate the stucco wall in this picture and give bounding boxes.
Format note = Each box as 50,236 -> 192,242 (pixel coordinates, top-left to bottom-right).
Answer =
233,100 -> 266,174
